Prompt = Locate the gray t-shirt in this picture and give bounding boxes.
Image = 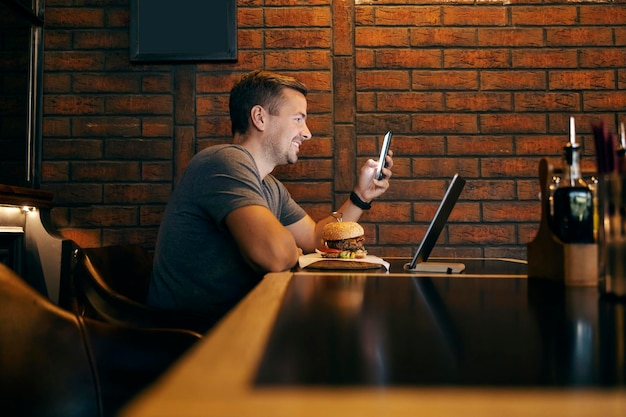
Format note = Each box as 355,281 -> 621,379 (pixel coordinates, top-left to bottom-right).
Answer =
147,145 -> 306,322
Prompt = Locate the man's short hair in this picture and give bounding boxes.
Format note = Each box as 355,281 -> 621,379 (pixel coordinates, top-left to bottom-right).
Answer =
229,70 -> 308,136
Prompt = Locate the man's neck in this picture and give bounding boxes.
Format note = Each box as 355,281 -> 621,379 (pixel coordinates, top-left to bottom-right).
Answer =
233,133 -> 274,179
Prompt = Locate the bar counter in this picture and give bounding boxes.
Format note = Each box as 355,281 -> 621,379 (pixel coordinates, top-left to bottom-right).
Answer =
121,258 -> 626,417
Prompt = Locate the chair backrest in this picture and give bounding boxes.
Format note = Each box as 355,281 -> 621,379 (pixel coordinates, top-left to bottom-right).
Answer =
0,262 -> 200,417
82,244 -> 153,302
73,245 -> 215,334
0,263 -> 101,417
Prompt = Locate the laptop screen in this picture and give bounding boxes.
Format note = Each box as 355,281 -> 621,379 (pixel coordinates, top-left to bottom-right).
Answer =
407,174 -> 466,270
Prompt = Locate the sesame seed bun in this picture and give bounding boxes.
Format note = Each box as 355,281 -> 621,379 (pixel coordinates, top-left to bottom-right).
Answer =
322,221 -> 364,241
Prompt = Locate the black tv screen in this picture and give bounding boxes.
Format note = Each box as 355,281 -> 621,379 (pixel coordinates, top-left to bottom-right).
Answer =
130,0 -> 237,62
0,0 -> 43,188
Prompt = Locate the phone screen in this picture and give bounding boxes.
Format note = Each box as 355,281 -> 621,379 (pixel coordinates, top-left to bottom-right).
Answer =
375,131 -> 392,180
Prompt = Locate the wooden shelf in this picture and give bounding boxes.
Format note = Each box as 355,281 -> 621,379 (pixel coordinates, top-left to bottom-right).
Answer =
0,184 -> 54,209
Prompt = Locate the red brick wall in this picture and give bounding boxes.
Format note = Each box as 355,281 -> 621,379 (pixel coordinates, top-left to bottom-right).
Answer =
41,0 -> 626,260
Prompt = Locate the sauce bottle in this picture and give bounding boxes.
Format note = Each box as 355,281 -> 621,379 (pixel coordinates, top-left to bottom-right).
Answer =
551,117 -> 595,243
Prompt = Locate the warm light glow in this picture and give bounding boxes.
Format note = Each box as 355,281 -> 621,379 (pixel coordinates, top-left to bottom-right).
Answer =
0,205 -> 28,230
0,204 -> 38,223
0,205 -> 24,215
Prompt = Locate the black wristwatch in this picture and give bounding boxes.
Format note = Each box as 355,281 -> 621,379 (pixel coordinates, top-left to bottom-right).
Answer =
350,191 -> 372,210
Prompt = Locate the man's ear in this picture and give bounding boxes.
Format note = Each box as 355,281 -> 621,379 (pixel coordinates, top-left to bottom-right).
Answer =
250,104 -> 266,131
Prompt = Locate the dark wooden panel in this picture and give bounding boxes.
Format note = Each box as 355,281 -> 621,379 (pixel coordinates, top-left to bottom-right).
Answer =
255,274 -> 624,387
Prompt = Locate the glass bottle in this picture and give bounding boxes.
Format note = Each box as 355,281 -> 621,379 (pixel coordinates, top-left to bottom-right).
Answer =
551,117 -> 595,243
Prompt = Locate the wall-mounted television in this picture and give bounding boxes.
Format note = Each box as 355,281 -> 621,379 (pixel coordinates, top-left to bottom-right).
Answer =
130,0 -> 237,62
0,0 -> 44,188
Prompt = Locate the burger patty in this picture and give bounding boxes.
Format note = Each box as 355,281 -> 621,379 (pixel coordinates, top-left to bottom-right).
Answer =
325,235 -> 365,251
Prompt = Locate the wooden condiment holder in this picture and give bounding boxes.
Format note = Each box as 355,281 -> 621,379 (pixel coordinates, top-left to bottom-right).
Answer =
527,158 -> 598,286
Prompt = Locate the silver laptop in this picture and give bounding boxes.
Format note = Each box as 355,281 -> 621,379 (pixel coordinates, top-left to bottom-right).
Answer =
404,174 -> 466,273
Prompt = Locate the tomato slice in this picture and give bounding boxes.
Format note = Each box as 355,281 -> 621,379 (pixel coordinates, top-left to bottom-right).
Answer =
316,247 -> 342,254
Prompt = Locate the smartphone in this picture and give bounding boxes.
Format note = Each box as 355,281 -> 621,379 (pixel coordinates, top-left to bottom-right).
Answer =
375,131 -> 392,180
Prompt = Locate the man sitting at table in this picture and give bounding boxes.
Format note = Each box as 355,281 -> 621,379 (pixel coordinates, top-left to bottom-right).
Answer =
146,70 -> 394,329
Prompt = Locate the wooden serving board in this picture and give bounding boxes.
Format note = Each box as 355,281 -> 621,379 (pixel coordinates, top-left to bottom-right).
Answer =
304,260 -> 383,270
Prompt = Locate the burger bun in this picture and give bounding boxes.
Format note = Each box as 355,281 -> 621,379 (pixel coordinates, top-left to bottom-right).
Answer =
322,221 -> 364,241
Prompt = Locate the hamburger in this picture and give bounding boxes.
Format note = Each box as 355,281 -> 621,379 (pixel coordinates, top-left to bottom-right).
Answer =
318,221 -> 367,259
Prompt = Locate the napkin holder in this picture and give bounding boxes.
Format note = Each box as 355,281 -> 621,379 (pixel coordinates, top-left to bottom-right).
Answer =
527,158 -> 598,286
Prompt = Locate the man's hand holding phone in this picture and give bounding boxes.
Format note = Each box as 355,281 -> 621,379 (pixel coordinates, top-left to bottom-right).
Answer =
351,131 -> 394,211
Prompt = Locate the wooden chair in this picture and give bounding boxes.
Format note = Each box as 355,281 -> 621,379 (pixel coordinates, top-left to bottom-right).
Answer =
73,245 -> 215,335
0,262 -> 200,417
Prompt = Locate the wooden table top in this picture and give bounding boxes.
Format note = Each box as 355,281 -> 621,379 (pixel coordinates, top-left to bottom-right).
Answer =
121,258 -> 626,417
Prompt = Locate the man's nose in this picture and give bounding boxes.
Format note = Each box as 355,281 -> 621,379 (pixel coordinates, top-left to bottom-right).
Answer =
301,124 -> 312,140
